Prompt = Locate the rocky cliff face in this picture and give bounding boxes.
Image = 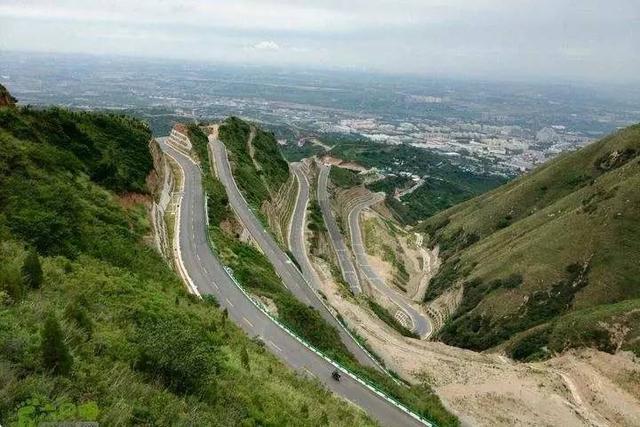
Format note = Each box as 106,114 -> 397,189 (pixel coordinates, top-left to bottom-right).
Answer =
0,84 -> 17,107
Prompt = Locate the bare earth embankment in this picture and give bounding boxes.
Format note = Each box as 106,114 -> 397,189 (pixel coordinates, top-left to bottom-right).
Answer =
312,256 -> 640,426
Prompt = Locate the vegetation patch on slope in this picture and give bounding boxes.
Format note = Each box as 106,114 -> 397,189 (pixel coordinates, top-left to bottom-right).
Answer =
329,166 -> 363,188
368,300 -> 420,339
308,200 -> 327,232
218,117 -> 289,209
367,175 -> 413,195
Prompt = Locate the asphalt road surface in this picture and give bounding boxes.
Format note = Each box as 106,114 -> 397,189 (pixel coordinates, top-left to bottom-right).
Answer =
288,163 -> 325,291
158,138 -> 433,426
209,139 -> 379,369
317,164 -> 362,294
348,195 -> 432,338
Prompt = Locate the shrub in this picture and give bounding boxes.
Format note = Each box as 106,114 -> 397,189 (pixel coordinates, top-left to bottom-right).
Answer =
0,262 -> 24,303
21,249 -> 43,289
135,317 -> 221,395
240,346 -> 250,372
64,299 -> 94,339
41,314 -> 73,375
508,327 -> 551,361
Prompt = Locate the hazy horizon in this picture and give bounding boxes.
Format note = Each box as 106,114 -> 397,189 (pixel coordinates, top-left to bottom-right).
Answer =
1,0 -> 639,84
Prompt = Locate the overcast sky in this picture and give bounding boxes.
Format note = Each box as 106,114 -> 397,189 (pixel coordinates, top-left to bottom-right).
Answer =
0,0 -> 638,83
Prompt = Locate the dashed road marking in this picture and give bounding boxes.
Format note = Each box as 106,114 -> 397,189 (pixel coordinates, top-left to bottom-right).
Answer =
243,317 -> 254,328
225,298 -> 234,307
303,367 -> 316,378
269,340 -> 283,352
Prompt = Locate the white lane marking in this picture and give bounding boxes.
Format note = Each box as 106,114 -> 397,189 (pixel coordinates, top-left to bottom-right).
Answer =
212,282 -> 219,290
269,340 -> 283,352
196,253 -> 201,262
225,298 -> 234,307
303,367 -> 316,378
243,317 -> 254,328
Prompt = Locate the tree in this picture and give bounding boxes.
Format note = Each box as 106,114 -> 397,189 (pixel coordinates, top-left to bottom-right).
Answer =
135,317 -> 220,394
240,346 -> 250,372
22,249 -> 43,289
0,263 -> 24,303
41,314 -> 73,375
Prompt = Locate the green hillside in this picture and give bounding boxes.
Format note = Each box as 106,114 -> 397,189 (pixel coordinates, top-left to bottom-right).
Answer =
0,103 -> 375,425
420,124 -> 640,360
218,116 -> 290,209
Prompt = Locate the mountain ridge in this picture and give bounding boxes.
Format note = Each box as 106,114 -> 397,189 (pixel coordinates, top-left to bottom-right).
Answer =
420,123 -> 640,359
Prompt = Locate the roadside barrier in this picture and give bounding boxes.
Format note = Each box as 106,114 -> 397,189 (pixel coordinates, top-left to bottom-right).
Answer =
219,258 -> 435,427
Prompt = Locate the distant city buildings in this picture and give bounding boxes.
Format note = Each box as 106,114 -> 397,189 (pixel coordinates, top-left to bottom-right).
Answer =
6,52 -> 634,179
312,116 -> 592,174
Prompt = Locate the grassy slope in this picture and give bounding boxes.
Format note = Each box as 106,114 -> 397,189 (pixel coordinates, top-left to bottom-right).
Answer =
330,167 -> 363,188
217,117 -> 289,209
0,106 -> 375,426
420,124 -> 640,358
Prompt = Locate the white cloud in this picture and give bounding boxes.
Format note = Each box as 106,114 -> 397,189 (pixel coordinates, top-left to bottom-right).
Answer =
252,41 -> 280,51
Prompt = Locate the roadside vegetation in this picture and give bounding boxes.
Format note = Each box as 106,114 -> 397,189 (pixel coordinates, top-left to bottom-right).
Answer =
421,124 -> 640,357
0,102 -> 376,426
368,300 -> 420,339
217,117 -> 289,210
307,200 -> 327,232
329,166 -> 363,188
280,141 -> 326,162
367,175 -> 412,194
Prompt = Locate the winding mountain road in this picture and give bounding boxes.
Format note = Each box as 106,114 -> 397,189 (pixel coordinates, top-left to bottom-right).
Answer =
158,138 -> 432,427
209,139 -> 379,368
348,194 -> 433,338
317,164 -> 363,294
288,162 -> 325,291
